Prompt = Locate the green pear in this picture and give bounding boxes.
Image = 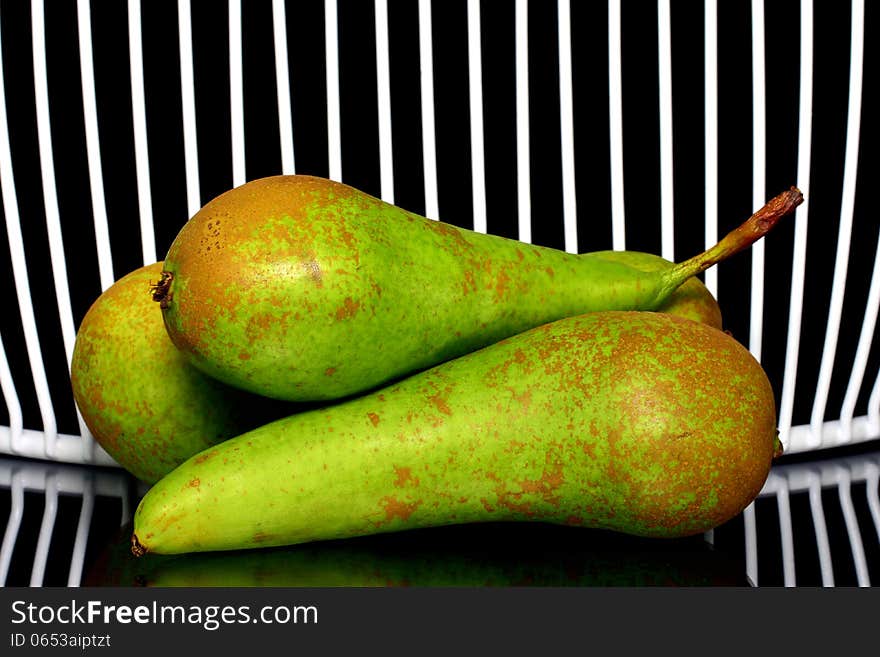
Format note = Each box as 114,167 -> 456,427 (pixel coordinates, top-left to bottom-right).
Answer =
591,250 -> 722,330
132,311 -> 780,556
70,262 -> 298,484
154,176 -> 799,401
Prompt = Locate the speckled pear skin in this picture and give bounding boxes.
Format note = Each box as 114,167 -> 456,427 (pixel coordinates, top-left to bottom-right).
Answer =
132,311 -> 779,556
157,175 -> 702,402
71,262 -> 298,484
591,250 -> 723,330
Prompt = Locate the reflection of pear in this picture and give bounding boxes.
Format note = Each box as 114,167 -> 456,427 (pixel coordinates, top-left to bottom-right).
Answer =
133,311 -> 778,555
70,262 -> 298,484
86,523 -> 749,587
156,176 -> 799,401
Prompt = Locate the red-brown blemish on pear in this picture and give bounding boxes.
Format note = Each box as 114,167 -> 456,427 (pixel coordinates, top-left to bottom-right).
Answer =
379,496 -> 421,522
193,451 -> 215,464
252,531 -> 274,543
393,466 -> 419,488
367,412 -> 381,427
334,297 -> 361,321
427,387 -> 453,416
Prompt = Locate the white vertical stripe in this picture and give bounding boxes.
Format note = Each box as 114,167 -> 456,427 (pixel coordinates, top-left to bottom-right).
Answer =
74,0 -> 105,463
67,475 -> 94,586
29,473 -> 58,586
418,0 -> 439,220
750,0 -> 766,361
866,462 -> 880,545
608,0 -> 625,250
272,0 -> 295,175
467,0 -> 487,234
558,0 -> 576,253
178,0 -> 201,216
375,0 -> 394,203
33,0 -> 80,457
776,484 -> 796,587
229,0 -> 245,187
76,0 -> 114,292
870,368 -> 880,436
515,0 -> 531,244
128,0 -> 156,265
0,338 -> 23,454
325,0 -> 342,181
743,501 -> 758,585
0,21 -> 57,457
0,470 -> 24,586
704,0 -> 718,297
838,466 -> 871,586
778,0 -> 813,448
839,234 -> 880,441
810,0 -> 864,447
657,0 -> 674,262
808,471 -> 835,586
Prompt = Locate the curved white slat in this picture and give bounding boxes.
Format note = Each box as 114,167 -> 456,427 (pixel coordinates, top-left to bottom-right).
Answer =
127,0 -> 157,265
608,0 -> 625,250
272,0 -> 295,175
557,0 -> 576,253
703,0 -> 718,298
810,0 -> 864,447
229,0 -> 245,187
515,0 -> 530,244
839,231 -> 880,441
71,0 -> 105,469
178,0 -> 201,216
807,469 -> 835,586
325,0 -> 342,181
865,461 -> 879,545
837,465 -> 871,587
31,0 -> 81,458
0,469 -> 24,586
77,0 -> 115,292
777,0 -> 814,449
467,0 -> 487,234
657,0 -> 674,262
67,474 -> 95,587
749,0 -> 766,362
375,0 -> 394,204
418,0 -> 438,220
870,371 -> 880,437
776,481 -> 796,586
0,336 -> 23,455
744,500 -> 758,585
29,472 -> 58,586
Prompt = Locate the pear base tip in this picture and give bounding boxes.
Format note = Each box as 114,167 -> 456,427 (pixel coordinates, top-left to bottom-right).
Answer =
130,534 -> 147,558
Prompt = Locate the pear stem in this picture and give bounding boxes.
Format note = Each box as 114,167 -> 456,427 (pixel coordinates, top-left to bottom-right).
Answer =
658,186 -> 803,300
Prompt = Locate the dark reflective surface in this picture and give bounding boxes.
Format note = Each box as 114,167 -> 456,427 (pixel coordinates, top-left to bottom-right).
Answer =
85,522 -> 751,588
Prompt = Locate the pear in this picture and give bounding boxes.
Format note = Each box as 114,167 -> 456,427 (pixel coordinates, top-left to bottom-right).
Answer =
70,262 -> 297,484
153,175 -> 800,401
591,250 -> 722,330
132,311 -> 780,555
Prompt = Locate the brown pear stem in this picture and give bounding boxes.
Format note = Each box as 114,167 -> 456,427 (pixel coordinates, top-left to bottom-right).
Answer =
658,187 -> 803,299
